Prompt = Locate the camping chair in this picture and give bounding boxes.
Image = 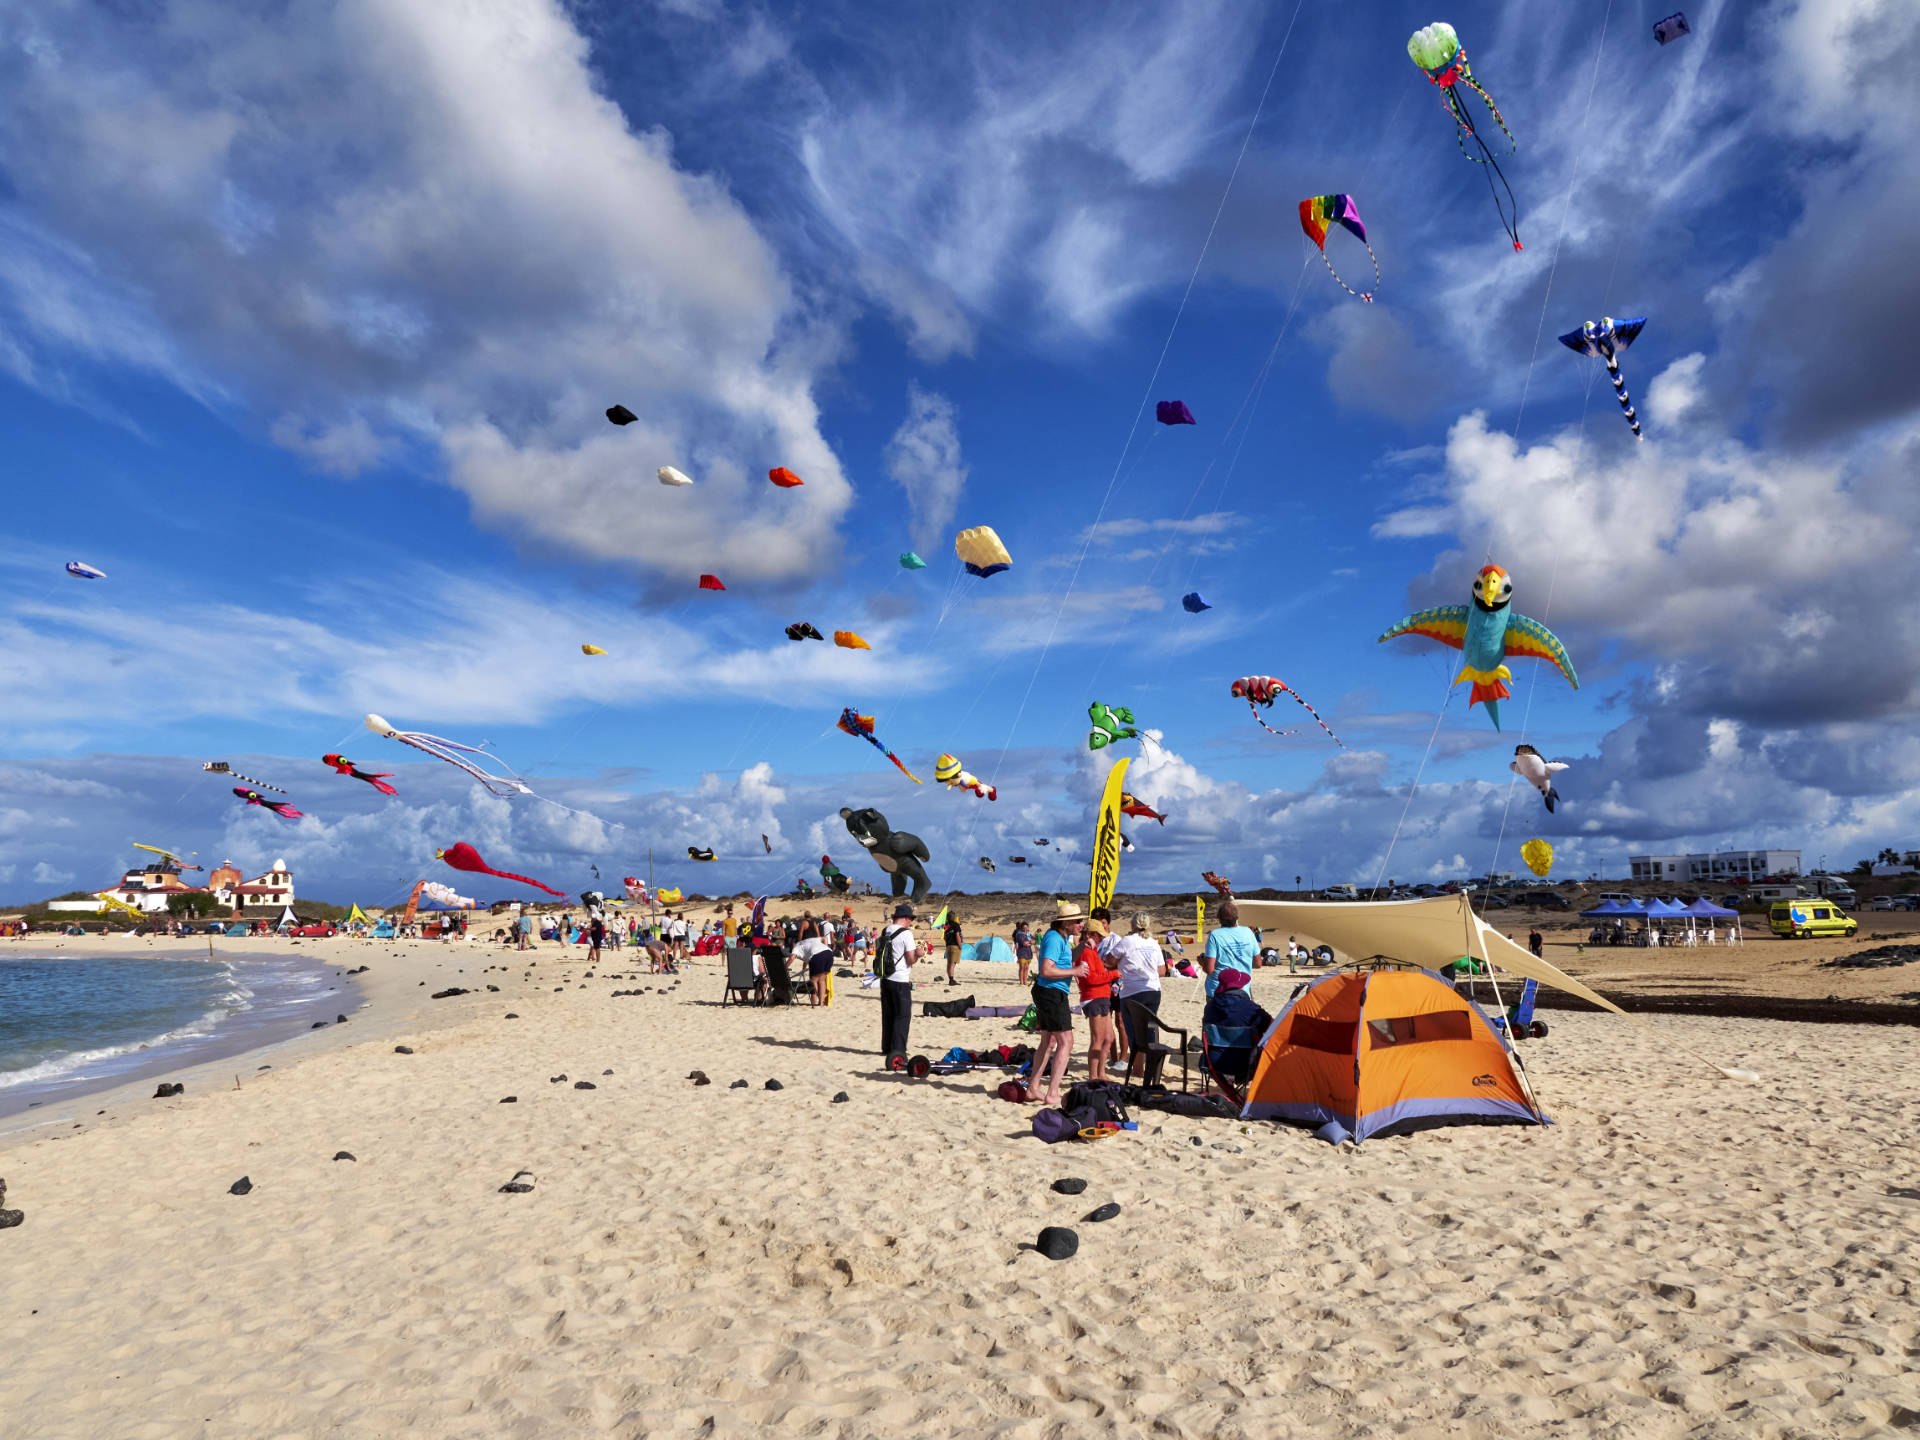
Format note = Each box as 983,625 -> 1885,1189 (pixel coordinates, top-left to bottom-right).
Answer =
1199,1029 -> 1249,1109
721,944 -> 761,1007
1118,998 -> 1190,1094
763,947 -> 795,1007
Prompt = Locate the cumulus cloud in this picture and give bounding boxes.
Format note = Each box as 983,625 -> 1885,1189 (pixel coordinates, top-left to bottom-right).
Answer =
883,384 -> 968,556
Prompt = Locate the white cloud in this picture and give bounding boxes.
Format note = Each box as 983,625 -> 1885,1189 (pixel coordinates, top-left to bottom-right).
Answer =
883,384 -> 968,556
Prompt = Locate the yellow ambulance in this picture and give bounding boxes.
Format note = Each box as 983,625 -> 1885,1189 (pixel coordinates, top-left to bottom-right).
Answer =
1769,899 -> 1858,938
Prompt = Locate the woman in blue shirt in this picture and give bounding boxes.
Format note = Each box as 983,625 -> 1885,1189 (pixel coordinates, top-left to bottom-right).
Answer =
1023,910 -> 1086,1107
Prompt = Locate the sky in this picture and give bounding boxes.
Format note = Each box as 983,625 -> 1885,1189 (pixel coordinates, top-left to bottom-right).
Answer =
2,0 -> 1918,908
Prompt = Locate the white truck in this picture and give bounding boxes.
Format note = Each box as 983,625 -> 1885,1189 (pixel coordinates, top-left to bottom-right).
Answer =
1805,873 -> 1857,904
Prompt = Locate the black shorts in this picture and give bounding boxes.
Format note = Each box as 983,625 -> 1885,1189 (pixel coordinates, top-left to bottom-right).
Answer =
807,956 -> 833,977
1031,984 -> 1073,1033
1082,997 -> 1111,1019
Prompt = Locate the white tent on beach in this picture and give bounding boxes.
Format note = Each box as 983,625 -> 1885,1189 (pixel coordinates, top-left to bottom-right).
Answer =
277,905 -> 298,928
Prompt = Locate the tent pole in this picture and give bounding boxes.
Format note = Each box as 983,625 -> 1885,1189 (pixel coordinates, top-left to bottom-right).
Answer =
1465,896 -> 1544,1121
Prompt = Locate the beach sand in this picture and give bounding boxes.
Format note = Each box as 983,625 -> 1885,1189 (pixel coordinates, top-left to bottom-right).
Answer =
1,921 -> 1917,1438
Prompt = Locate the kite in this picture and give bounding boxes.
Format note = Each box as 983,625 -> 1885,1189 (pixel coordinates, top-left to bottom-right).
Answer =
1088,702 -> 1140,751
979,856 -> 996,873
65,561 -> 106,580
1377,563 -> 1578,730
1511,744 -> 1568,813
954,526 -> 1011,578
1034,839 -> 1051,847
762,834 -> 772,854
321,753 -> 397,795
833,630 -> 871,651
899,552 -> 926,570
1181,592 -> 1212,613
935,752 -> 996,801
836,707 -> 922,783
1653,12 -> 1690,44
1558,316 -> 1648,439
819,854 -> 850,894
657,887 -> 684,904
437,841 -> 564,897
688,847 -> 716,862
419,881 -> 477,910
581,644 -> 607,656
1521,838 -> 1554,878
1407,22 -> 1521,252
364,715 -> 534,799
1119,793 -> 1167,825
1010,856 -> 1029,865
1299,193 -> 1380,301
768,466 -> 804,488
1120,833 -> 1135,852
623,876 -> 648,902
657,466 -> 694,487
1202,870 -> 1234,897
785,622 -> 824,642
202,761 -> 286,794
131,843 -> 200,871
606,404 -> 637,426
234,787 -> 302,820
698,574 -> 726,591
1229,676 -> 1345,746
1156,400 -> 1196,426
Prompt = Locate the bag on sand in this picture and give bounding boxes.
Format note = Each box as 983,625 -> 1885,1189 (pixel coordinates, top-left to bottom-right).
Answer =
997,1079 -> 1027,1103
921,993 -> 976,1018
1032,1107 -> 1080,1144
1016,1004 -> 1039,1032
1063,1081 -> 1130,1128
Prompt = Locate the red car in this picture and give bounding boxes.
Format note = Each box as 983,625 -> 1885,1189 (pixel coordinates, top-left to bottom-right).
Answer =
291,923 -> 336,937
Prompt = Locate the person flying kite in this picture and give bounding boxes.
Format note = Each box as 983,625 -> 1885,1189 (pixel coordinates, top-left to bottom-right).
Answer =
1377,563 -> 1578,730
1558,316 -> 1648,439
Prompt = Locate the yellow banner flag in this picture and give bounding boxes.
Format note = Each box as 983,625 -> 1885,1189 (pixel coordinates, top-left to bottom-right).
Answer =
1088,756 -> 1130,915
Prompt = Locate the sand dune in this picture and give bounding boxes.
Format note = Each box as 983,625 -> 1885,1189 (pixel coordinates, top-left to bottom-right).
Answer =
1,933 -> 1916,1438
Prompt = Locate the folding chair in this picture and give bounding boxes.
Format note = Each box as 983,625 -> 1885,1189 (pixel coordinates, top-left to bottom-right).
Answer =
1118,997 -> 1190,1093
721,944 -> 761,1006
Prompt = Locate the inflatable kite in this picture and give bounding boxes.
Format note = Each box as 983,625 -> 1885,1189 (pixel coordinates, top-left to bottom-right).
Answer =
836,707 -> 922,783
698,574 -> 725,591
657,465 -> 693,487
762,834 -> 772,854
606,404 -> 637,426
954,526 -> 1011,577
1181,592 -> 1212,613
657,887 -> 684,904
1521,838 -> 1554,877
65,561 -> 106,580
785,622 -> 823,642
321,753 -> 397,796
623,876 -> 648,902
1120,793 -> 1167,825
438,842 -> 563,896
688,847 -> 716,862
1088,702 -> 1140,751
1511,744 -> 1568,813
581,644 -> 607,656
1033,838 -> 1051,847
1010,856 -> 1028,865
1558,316 -> 1647,439
1377,564 -> 1578,730
819,855 -> 850,893
203,761 -> 286,793
979,856 -> 996,872
364,715 -> 534,799
1229,676 -> 1344,745
1202,870 -> 1233,897
833,630 -> 871,651
1408,22 -> 1521,251
1156,400 -> 1196,426
132,843 -> 200,871
234,788 -> 302,820
899,552 -> 926,570
935,752 -> 996,801
768,467 -> 804,488
1653,12 -> 1690,44
1299,193 -> 1380,301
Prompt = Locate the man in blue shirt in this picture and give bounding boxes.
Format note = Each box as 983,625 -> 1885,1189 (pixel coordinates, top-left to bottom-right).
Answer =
1201,899 -> 1258,999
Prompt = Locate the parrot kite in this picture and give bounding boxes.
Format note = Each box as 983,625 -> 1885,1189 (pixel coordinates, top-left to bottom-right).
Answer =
1201,870 -> 1234,897
1510,744 -> 1569,812
437,842 -> 564,896
321,754 -> 397,795
1558,316 -> 1647,439
1229,676 -> 1345,746
935,753 -> 996,801
1377,564 -> 1579,730
234,788 -> 302,819
1088,702 -> 1140,751
1119,793 -> 1167,825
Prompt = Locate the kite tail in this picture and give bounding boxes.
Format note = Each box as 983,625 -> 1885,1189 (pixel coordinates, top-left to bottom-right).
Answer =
1288,692 -> 1347,748
886,751 -> 923,784
491,866 -> 565,897
1605,352 -> 1642,438
368,774 -> 397,795
1247,701 -> 1299,739
271,803 -> 305,819
1543,785 -> 1559,814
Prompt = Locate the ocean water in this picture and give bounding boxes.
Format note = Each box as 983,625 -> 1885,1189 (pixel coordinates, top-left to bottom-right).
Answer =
0,953 -> 345,1114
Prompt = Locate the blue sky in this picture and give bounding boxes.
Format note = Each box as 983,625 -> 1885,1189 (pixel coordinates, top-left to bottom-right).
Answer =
3,0 -> 1918,906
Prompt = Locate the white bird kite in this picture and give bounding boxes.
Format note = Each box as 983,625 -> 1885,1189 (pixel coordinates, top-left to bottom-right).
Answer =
1509,744 -> 1568,813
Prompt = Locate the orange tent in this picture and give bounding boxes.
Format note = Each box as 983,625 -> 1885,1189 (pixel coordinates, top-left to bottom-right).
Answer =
1241,966 -> 1545,1143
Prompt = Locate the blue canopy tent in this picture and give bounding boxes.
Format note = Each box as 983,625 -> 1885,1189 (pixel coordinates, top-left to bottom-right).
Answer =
1580,899 -> 1641,917
1683,898 -> 1738,917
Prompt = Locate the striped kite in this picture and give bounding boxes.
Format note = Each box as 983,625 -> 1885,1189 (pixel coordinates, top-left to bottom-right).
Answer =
1299,194 -> 1379,301
1558,316 -> 1647,440
1230,676 -> 1344,746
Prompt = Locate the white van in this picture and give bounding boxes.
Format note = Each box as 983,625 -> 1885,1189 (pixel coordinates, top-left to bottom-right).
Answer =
1750,883 -> 1801,902
1320,884 -> 1359,901
1594,891 -> 1633,906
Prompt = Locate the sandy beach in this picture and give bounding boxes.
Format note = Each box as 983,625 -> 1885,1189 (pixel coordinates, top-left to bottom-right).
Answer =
1,915 -> 1916,1440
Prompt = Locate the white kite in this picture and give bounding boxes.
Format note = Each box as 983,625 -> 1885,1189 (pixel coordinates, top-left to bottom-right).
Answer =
1510,744 -> 1568,813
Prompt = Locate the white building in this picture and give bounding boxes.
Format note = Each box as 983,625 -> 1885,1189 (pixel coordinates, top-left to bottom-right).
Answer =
101,862 -> 208,914
1629,849 -> 1801,884
212,858 -> 295,912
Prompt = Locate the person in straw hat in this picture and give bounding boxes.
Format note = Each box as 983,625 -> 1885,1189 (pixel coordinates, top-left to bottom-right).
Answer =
1022,901 -> 1088,1106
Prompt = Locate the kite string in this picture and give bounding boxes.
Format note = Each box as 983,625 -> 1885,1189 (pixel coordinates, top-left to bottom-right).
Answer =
1370,681 -> 1454,900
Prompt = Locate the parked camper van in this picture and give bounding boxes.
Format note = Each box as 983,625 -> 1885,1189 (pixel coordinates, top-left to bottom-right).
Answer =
1769,899 -> 1858,939
1749,883 -> 1801,903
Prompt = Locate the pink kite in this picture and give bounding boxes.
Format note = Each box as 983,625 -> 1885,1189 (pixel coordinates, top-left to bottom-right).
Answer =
436,842 -> 564,897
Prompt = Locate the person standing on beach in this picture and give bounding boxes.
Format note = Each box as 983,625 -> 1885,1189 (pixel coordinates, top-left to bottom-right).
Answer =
1013,922 -> 1033,985
876,903 -> 920,1058
1529,927 -> 1544,958
1024,909 -> 1086,1107
1200,899 -> 1258,999
943,910 -> 964,986
587,914 -> 604,965
1076,916 -> 1119,1082
1109,911 -> 1167,1064
516,909 -> 532,950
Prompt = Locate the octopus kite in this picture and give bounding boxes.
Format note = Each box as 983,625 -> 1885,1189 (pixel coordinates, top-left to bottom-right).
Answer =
234,788 -> 303,820
1229,676 -> 1345,745
365,715 -> 532,799
1408,22 -> 1521,251
1377,564 -> 1578,730
437,842 -> 564,897
836,708 -> 922,783
321,754 -> 397,795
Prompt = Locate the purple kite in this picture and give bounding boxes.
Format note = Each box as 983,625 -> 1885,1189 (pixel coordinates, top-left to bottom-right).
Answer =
1156,401 -> 1196,426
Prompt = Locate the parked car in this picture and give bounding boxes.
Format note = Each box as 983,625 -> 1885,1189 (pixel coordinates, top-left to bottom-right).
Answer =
291,923 -> 336,938
1478,894 -> 1511,909
1870,897 -> 1896,911
1516,891 -> 1572,910
1896,896 -> 1920,911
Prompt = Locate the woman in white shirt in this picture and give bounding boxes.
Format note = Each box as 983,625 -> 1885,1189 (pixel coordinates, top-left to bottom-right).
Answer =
1108,911 -> 1169,1061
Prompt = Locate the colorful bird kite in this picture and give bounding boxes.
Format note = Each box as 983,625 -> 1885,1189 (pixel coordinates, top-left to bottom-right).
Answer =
1202,870 -> 1234,897
836,708 -> 922,783
785,622 -> 824,642
1653,12 -> 1690,44
1156,400 -> 1196,426
606,404 -> 637,426
1408,22 -> 1521,251
1558,316 -> 1647,439
581,644 -> 607,656
935,753 -> 996,801
437,841 -> 564,896
1299,193 -> 1380,301
234,787 -> 302,820
1181,591 -> 1212,614
954,526 -> 1011,577
688,847 -> 716,862
1229,676 -> 1345,745
321,754 -> 397,796
65,561 -> 106,580
899,552 -> 926,570
1088,702 -> 1140,751
657,466 -> 694,487
698,574 -> 726,591
1521,838 -> 1554,877
1511,744 -> 1568,813
202,761 -> 286,794
833,631 -> 871,651
1377,564 -> 1578,730
768,467 -> 805,488
364,715 -> 533,799
1119,793 -> 1167,825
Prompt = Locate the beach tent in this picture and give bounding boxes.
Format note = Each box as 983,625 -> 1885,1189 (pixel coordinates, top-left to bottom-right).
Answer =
1580,899 -> 1635,917
1240,966 -> 1543,1142
1682,898 -> 1737,917
277,905 -> 297,928
1644,898 -> 1689,917
960,934 -> 1015,964
371,919 -> 396,938
345,903 -> 369,927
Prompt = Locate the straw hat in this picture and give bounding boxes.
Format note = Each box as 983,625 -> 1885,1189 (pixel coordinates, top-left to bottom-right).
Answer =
1051,900 -> 1088,923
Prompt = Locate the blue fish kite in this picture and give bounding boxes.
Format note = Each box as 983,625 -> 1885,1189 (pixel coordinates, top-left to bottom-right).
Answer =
1181,591 -> 1212,614
1377,563 -> 1577,730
